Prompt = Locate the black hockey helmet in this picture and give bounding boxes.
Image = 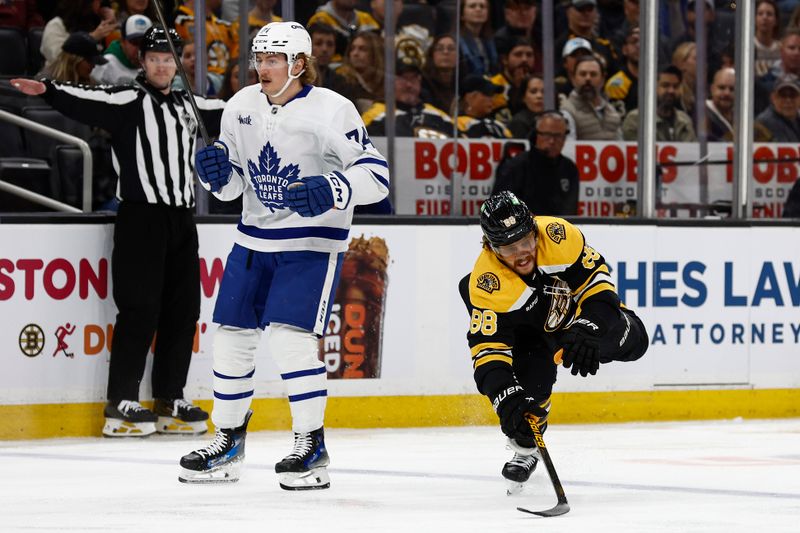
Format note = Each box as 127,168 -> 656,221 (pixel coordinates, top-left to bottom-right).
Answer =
140,25 -> 183,56
480,191 -> 536,248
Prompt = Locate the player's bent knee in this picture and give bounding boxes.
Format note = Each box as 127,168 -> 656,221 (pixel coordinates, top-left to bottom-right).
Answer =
268,323 -> 322,372
213,326 -> 261,376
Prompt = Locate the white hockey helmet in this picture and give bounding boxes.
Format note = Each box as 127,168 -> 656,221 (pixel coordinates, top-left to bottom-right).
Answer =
251,21 -> 312,65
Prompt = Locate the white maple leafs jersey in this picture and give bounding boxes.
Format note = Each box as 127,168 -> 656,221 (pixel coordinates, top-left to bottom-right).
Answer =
213,84 -> 390,253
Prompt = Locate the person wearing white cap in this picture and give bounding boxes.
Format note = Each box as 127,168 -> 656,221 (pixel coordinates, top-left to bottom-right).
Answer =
554,36 -> 592,103
92,14 -> 152,85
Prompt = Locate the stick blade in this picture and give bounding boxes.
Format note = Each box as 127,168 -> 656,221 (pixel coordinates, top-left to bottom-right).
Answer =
517,501 -> 570,517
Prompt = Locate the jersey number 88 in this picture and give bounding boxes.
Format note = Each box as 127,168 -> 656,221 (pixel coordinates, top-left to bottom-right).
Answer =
470,309 -> 498,335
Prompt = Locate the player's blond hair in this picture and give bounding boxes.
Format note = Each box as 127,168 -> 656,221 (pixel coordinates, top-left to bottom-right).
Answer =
296,53 -> 318,85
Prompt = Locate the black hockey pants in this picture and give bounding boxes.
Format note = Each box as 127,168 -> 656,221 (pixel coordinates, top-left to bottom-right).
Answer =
106,202 -> 200,404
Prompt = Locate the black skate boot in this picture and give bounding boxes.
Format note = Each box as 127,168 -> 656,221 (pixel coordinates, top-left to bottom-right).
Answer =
503,439 -> 539,495
154,398 -> 209,435
102,400 -> 157,437
178,410 -> 252,484
275,427 -> 330,490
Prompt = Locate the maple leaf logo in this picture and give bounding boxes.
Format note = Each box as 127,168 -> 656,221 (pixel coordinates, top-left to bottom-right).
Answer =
247,142 -> 300,212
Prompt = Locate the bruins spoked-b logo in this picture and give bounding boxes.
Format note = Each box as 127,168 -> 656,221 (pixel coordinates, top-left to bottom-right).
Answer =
19,324 -> 45,357
546,222 -> 566,243
476,272 -> 501,294
248,142 -> 300,212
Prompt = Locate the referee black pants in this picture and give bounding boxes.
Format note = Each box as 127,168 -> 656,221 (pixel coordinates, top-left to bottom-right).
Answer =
106,202 -> 200,405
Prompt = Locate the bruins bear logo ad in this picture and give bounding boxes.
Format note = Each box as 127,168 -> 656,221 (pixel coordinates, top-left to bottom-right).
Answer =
476,272 -> 500,294
546,222 -> 566,243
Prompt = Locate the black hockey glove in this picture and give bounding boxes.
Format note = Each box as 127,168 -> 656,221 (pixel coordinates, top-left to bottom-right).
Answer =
491,385 -> 547,441
558,316 -> 603,377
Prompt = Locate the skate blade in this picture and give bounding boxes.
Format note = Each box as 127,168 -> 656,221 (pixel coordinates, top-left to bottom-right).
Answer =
157,416 -> 208,435
102,419 -> 156,437
278,467 -> 330,491
506,480 -> 526,496
178,459 -> 242,484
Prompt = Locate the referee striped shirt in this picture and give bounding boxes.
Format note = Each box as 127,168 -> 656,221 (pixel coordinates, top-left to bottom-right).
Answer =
42,74 -> 225,208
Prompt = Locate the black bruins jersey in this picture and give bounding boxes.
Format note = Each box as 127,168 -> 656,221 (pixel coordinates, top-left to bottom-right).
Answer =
458,216 -> 620,395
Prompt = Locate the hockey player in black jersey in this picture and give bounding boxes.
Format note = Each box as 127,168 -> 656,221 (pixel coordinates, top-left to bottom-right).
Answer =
459,191 -> 648,492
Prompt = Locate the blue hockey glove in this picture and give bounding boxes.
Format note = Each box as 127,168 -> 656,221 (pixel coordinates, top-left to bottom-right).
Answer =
284,174 -> 335,217
557,316 -> 603,377
195,143 -> 231,193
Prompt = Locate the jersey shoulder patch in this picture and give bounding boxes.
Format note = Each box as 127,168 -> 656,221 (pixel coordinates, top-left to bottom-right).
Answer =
468,249 -> 533,312
535,216 -> 585,274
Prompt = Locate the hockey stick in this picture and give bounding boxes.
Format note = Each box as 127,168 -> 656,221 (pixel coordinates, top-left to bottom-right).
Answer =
516,414 -> 570,517
150,0 -> 211,144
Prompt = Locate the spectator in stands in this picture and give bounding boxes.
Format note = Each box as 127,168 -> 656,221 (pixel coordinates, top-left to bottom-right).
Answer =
494,0 -> 541,75
370,0 -> 402,32
372,0 -> 431,63
671,41 -> 697,121
610,0 -> 639,52
756,0 -> 782,77
363,54 -> 453,138
555,37 -> 593,103
493,111 -> 579,216
555,0 -> 619,78
622,65 -> 697,142
490,36 -> 536,123
245,0 -> 282,38
665,0 -> 727,82
93,14 -> 151,85
459,0 -> 498,77
560,55 -> 622,140
0,0 -> 44,30
41,0 -> 118,70
422,34 -> 457,116
40,31 -> 108,85
457,74 -> 511,138
308,0 -> 380,64
171,40 -> 222,97
216,57 -> 258,101
755,27 -> 800,114
507,75 -> 545,139
706,66 -> 736,141
103,0 -> 157,47
755,74 -> 800,142
174,0 -> 237,77
336,31 -> 385,113
309,23 -> 352,99
605,26 -> 639,116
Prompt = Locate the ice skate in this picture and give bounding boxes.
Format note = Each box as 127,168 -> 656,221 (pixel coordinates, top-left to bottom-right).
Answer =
102,400 -> 157,437
275,427 -> 330,490
154,398 -> 209,435
178,410 -> 252,484
503,439 -> 539,495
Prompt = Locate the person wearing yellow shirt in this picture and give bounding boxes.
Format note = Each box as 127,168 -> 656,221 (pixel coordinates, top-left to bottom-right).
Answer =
174,0 -> 237,76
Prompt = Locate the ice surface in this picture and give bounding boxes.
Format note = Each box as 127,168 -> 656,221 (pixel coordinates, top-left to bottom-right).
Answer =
1,419 -> 799,532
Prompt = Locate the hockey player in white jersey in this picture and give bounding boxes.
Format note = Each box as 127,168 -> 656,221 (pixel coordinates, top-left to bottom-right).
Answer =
179,21 -> 389,490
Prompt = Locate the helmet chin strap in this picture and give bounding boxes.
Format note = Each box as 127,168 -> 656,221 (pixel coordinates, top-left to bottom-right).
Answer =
267,60 -> 305,99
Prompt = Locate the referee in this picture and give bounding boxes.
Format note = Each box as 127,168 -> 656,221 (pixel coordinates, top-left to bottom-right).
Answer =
13,26 -> 225,437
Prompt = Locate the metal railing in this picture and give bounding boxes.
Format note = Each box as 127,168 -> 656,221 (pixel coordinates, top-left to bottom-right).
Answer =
0,108 -> 92,213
